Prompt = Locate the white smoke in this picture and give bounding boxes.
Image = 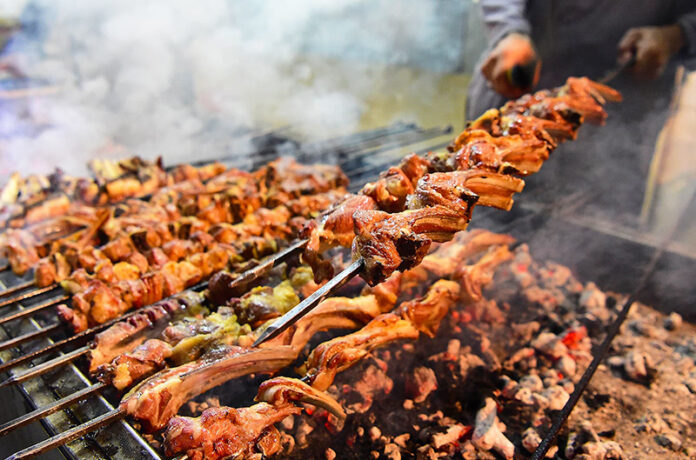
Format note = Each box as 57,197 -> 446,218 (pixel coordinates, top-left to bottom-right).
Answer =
0,0 -> 482,181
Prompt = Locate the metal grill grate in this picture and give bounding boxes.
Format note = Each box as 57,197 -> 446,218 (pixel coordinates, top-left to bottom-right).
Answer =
0,122 -> 454,460
1,121 -> 695,460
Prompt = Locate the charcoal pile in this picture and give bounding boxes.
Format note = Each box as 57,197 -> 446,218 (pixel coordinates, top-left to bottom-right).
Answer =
255,243 -> 696,459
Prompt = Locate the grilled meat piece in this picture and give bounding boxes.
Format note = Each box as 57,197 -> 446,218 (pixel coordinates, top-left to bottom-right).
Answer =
257,376 -> 346,421
301,194 -> 377,281
352,205 -> 472,286
88,291 -> 205,373
362,166 -> 415,213
452,129 -> 551,176
397,279 -> 460,337
121,346 -> 298,432
409,170 -> 524,212
305,313 -> 420,391
456,244 -> 513,303
164,403 -> 300,460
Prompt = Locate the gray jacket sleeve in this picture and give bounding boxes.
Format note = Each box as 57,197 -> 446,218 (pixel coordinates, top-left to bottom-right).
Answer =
480,0 -> 531,46
676,9 -> 696,56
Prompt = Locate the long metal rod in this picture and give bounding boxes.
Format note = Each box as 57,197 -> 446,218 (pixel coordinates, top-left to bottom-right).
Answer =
0,280 -> 38,300
0,323 -> 61,352
0,284 -> 59,310
0,346 -> 89,389
253,258 -> 364,347
532,187 -> 696,459
0,295 -> 69,326
5,407 -> 126,460
227,239 -> 308,294
0,382 -> 106,436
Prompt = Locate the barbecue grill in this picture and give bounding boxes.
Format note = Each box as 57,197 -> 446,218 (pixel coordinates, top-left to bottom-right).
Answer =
0,122 -> 456,459
1,115 -> 694,459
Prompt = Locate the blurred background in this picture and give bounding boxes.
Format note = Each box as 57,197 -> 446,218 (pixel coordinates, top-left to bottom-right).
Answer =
0,0 -> 486,180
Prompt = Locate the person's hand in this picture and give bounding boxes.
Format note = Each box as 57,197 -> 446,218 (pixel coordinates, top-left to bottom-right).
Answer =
618,25 -> 685,79
481,32 -> 540,99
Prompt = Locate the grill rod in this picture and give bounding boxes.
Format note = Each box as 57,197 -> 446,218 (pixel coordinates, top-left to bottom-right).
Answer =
0,284 -> 60,310
0,280 -> 40,300
0,382 -> 107,436
0,346 -> 89,389
0,295 -> 69,327
0,239 -> 308,384
5,407 -> 126,460
0,323 -> 61,353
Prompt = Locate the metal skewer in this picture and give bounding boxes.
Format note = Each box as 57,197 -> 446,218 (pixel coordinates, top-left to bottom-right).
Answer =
0,382 -> 107,436
0,242 -> 309,383
0,320 -> 108,375
253,258 -> 364,347
0,346 -> 89,389
0,295 -> 69,327
0,323 -> 61,353
226,239 -> 308,294
5,407 -> 126,460
0,280 -> 39,300
0,284 -> 59,309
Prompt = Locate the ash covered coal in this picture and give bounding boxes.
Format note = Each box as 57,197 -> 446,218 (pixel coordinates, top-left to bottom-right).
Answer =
266,244 -> 696,459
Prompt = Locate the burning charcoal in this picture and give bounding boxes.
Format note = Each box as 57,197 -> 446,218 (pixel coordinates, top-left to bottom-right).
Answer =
279,433 -> 295,456
542,385 -> 570,411
556,354 -> 577,378
369,426 -> 382,442
627,319 -> 663,339
521,427 -> 558,458
383,443 -> 401,460
295,419 -> 315,447
512,321 -> 540,342
405,366 -> 438,403
523,285 -> 565,311
504,347 -> 537,371
500,376 -> 518,399
519,374 -> 543,392
472,398 -> 515,459
340,363 -> 394,413
393,433 -> 410,448
431,424 -> 469,450
623,350 -> 656,383
513,387 -> 535,405
663,312 -> 683,331
655,433 -> 683,451
325,447 -> 337,460
521,427 -> 541,452
579,282 -> 609,322
532,332 -> 568,359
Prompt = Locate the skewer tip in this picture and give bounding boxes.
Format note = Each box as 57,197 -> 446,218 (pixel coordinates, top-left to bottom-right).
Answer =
252,326 -> 279,348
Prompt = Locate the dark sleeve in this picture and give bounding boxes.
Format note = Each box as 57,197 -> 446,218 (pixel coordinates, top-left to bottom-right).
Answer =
479,0 -> 531,45
674,1 -> 696,56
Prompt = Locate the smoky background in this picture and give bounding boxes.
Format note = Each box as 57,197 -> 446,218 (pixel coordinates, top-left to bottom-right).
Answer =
0,0 -> 486,180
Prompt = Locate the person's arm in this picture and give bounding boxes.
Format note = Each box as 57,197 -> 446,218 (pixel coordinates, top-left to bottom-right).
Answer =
478,0 -> 539,99
480,0 -> 530,47
616,4 -> 696,79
